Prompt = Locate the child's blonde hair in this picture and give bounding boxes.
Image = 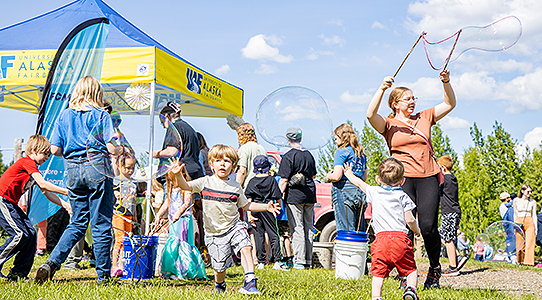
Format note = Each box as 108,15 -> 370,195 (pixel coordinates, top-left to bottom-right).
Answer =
25,135 -> 51,156
69,76 -> 107,111
378,158 -> 404,186
152,179 -> 164,193
334,123 -> 364,158
437,155 -> 454,171
208,144 -> 239,170
166,167 -> 190,204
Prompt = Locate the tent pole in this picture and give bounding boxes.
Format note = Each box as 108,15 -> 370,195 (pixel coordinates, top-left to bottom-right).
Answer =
145,81 -> 156,235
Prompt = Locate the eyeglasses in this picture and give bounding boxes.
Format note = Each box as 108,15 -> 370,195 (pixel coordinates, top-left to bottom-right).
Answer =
399,97 -> 418,103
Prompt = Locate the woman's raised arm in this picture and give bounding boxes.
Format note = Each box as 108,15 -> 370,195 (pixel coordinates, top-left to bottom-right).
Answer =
367,76 -> 394,133
434,70 -> 456,121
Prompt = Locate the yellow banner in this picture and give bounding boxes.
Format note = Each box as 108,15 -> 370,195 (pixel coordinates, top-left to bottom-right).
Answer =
0,47 -> 154,85
156,48 -> 244,117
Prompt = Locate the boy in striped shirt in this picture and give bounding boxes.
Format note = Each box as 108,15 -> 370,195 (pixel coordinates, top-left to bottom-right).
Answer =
172,144 -> 280,295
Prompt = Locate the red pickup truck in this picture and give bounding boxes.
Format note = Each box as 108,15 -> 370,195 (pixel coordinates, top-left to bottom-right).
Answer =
266,151 -> 337,242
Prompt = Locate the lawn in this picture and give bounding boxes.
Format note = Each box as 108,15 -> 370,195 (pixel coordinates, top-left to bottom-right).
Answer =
0,254 -> 540,300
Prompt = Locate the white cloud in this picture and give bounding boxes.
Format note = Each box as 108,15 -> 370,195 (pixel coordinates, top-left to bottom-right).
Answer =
498,68 -> 542,113
318,34 -> 346,48
241,34 -> 293,63
254,64 -> 278,75
327,19 -> 344,27
339,91 -> 372,104
372,21 -> 387,30
438,116 -> 470,130
516,127 -> 542,158
523,127 -> 542,150
305,48 -> 334,60
214,65 -> 230,76
406,0 -> 542,56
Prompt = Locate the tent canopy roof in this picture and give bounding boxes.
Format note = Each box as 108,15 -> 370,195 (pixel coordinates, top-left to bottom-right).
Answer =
0,0 -> 243,117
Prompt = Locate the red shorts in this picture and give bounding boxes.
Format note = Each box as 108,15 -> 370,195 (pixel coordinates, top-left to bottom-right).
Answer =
371,231 -> 416,278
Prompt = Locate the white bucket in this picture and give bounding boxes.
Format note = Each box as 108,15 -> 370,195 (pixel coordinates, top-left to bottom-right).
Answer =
334,239 -> 368,279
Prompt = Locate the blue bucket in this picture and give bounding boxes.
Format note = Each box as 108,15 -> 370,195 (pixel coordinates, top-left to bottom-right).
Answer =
335,230 -> 369,243
122,235 -> 158,280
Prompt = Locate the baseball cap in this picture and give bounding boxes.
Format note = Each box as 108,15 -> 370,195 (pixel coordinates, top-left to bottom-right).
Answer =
286,127 -> 302,142
499,192 -> 510,201
253,155 -> 271,174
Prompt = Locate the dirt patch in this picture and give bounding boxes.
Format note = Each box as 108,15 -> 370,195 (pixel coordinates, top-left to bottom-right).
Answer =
416,262 -> 542,298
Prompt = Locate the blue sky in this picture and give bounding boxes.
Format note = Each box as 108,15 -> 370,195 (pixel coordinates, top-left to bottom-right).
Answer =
1,0 -> 541,164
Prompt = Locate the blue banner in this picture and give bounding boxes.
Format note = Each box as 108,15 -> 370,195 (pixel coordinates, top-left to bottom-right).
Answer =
28,19 -> 109,225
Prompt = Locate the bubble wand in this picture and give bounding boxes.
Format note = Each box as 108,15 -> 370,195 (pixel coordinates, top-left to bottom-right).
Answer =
393,32 -> 425,78
443,30 -> 461,71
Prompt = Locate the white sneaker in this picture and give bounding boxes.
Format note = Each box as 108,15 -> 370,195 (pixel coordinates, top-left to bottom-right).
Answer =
256,263 -> 265,269
273,262 -> 290,271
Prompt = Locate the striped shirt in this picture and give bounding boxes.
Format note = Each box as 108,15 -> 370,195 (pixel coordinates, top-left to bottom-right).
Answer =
191,175 -> 249,236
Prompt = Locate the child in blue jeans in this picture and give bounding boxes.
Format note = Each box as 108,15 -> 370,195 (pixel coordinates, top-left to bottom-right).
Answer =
36,76 -> 118,284
0,135 -> 70,281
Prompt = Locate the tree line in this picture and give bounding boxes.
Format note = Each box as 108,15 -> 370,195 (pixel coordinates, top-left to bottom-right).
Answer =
317,121 -> 542,244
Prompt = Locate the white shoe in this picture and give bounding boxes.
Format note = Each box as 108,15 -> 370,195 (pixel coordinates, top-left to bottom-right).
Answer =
273,262 -> 290,271
256,263 -> 265,269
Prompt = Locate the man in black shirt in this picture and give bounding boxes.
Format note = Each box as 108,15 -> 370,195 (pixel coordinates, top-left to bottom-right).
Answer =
153,102 -> 204,180
278,127 -> 316,270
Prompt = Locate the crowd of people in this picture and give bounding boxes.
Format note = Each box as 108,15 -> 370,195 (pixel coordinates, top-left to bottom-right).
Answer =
0,72 -> 540,299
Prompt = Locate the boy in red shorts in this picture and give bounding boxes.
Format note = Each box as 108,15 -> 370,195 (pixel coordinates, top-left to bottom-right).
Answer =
345,158 -> 420,300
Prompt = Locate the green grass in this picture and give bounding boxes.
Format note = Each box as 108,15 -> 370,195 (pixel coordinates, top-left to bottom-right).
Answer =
0,254 -> 540,300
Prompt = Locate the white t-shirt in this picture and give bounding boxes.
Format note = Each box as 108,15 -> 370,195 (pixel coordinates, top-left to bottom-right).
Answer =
190,175 -> 249,236
366,185 -> 416,234
237,141 -> 267,188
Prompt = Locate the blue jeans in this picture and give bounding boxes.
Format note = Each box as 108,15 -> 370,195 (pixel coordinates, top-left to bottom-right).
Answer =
332,180 -> 366,232
48,157 -> 114,282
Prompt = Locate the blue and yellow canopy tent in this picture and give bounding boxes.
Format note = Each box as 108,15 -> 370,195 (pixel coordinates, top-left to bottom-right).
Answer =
0,0 -> 244,118
0,0 -> 244,229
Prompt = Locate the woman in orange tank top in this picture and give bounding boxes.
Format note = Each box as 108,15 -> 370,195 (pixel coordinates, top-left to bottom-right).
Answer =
366,70 -> 456,289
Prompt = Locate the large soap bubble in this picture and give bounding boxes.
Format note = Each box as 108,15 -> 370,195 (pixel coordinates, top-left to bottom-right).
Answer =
256,86 -> 333,150
86,111 -> 182,182
477,220 -> 524,261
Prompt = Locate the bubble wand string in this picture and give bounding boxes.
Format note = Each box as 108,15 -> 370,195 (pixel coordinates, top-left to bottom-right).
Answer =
393,32 -> 425,78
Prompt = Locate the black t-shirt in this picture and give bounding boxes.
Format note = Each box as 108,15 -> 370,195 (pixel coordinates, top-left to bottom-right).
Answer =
163,119 -> 204,180
277,148 -> 316,204
245,175 -> 282,204
440,173 -> 460,214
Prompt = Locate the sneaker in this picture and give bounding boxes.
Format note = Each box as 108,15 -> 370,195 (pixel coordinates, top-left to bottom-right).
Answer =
35,261 -> 59,284
272,262 -> 290,271
397,276 -> 407,289
63,263 -> 82,271
213,281 -> 226,294
456,255 -> 469,271
293,263 -> 305,270
35,249 -> 46,256
110,268 -> 123,277
403,286 -> 419,300
442,266 -> 459,276
423,266 -> 441,289
239,278 -> 260,295
256,263 -> 265,270
6,270 -> 26,282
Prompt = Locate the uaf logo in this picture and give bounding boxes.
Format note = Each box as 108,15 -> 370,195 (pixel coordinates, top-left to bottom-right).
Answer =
0,55 -> 16,79
186,68 -> 202,94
